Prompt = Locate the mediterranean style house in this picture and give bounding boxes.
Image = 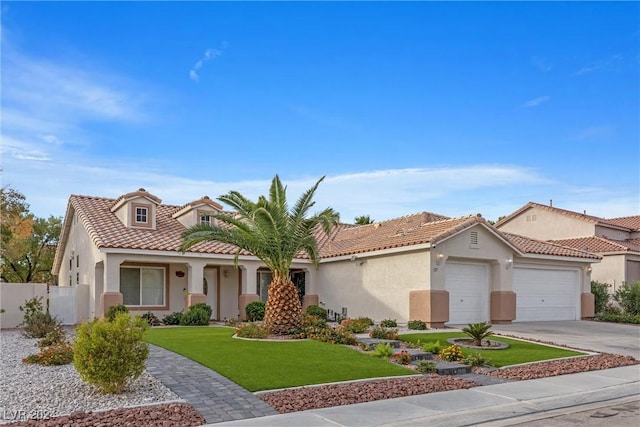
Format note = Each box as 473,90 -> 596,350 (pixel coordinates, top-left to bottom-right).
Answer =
52,189 -> 601,327
496,202 -> 640,292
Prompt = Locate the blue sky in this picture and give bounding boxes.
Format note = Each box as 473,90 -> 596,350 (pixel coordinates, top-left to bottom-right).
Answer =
2,1 -> 639,223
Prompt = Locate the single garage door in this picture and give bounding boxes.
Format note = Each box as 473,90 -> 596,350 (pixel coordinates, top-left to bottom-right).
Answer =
446,262 -> 489,324
513,267 -> 579,321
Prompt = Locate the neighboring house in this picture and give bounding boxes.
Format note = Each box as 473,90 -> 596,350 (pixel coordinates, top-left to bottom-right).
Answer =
52,189 -> 601,327
496,202 -> 640,292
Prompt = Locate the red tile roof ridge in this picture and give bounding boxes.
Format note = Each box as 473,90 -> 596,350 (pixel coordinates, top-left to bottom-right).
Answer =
501,232 -> 601,259
550,236 -> 640,254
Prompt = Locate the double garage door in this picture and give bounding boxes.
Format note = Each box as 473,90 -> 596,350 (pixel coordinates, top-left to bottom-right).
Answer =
513,267 -> 579,321
445,262 -> 580,324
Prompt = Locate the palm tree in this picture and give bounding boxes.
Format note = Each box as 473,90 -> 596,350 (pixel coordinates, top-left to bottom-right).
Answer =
354,215 -> 374,225
180,175 -> 339,334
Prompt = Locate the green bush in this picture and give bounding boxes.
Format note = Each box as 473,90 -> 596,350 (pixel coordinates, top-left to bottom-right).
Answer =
305,305 -> 327,318
614,281 -> 640,316
38,324 -> 67,348
300,325 -> 356,345
303,314 -> 327,329
369,326 -> 399,340
591,281 -> 611,314
596,307 -> 640,324
380,318 -> 397,328
180,303 -> 212,326
235,322 -> 271,339
416,360 -> 437,374
407,320 -> 427,330
461,352 -> 491,367
19,297 -> 60,338
73,313 -> 149,394
340,317 -> 372,333
422,340 -> 442,354
141,312 -> 161,326
162,312 -> 183,325
372,342 -> 394,358
106,304 -> 129,322
245,301 -> 266,322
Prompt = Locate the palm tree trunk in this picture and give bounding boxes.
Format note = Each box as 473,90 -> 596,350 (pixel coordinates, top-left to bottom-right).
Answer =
264,276 -> 303,335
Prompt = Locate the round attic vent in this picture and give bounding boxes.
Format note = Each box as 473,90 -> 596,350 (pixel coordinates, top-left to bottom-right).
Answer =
138,188 -> 146,192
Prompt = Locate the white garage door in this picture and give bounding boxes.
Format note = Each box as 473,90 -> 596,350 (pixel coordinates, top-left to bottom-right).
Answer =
513,267 -> 579,322
446,262 -> 489,325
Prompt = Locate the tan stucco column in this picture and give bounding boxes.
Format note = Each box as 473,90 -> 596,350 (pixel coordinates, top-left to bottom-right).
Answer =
409,290 -> 449,328
186,259 -> 206,308
100,255 -> 124,318
238,293 -> 260,321
302,294 -> 319,310
581,292 -> 595,319
237,262 -> 260,320
490,291 -> 516,324
100,292 -> 123,318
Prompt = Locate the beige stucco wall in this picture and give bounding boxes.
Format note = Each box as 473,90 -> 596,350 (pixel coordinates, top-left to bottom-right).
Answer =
432,226 -> 514,293
57,212 -> 103,289
317,250 -> 430,322
594,225 -> 630,241
498,207 -> 595,239
591,254 -> 627,292
219,267 -> 240,321
627,258 -> 640,284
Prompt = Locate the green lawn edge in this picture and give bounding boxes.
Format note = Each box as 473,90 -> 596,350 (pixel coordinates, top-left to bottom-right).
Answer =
400,332 -> 586,367
144,326 -> 414,391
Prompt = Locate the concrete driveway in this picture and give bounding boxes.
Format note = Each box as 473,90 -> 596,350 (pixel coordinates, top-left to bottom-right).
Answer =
491,320 -> 640,359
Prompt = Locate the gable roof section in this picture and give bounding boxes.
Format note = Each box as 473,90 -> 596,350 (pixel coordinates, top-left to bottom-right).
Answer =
496,202 -> 632,231
605,215 -> 640,232
501,232 -> 601,260
549,236 -> 640,255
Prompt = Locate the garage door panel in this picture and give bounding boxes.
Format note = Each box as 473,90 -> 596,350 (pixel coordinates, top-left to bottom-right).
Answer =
446,263 -> 489,325
513,267 -> 579,322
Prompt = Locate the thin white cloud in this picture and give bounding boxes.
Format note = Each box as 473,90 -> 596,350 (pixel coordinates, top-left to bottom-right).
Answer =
531,56 -> 553,72
571,125 -> 615,141
522,96 -> 550,108
189,46 -> 224,83
575,54 -> 623,76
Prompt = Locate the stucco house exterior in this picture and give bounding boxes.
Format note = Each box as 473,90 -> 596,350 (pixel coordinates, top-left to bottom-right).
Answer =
52,189 -> 600,327
496,202 -> 640,292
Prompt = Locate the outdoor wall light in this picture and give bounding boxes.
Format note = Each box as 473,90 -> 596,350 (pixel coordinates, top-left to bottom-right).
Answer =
505,257 -> 513,270
585,266 -> 593,274
435,253 -> 444,265
223,269 -> 230,278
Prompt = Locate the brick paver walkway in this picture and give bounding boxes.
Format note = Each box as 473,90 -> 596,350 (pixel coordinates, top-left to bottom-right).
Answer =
146,344 -> 278,424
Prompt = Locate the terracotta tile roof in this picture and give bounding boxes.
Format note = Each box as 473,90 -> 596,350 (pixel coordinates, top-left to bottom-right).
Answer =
496,202 -> 633,230
549,236 -> 640,254
605,215 -> 640,231
501,233 -> 601,259
319,213 -> 485,258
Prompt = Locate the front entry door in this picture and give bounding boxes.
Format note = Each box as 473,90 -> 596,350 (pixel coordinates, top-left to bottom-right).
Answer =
203,268 -> 218,319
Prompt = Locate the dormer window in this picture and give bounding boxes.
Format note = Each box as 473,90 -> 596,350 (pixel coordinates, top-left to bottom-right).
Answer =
131,203 -> 153,228
200,213 -> 213,225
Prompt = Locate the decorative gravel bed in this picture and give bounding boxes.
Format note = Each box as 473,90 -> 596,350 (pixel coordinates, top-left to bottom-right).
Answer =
0,331 -> 191,425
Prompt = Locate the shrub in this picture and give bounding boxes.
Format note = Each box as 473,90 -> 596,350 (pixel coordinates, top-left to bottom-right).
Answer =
462,322 -> 494,346
162,312 -> 183,326
407,320 -> 427,330
340,317 -> 372,333
38,324 -> 67,348
23,342 -> 74,366
245,301 -> 266,322
596,308 -> 640,324
303,314 -> 327,329
73,313 -> 149,394
380,318 -> 397,328
372,343 -> 394,358
141,311 -> 161,326
106,304 -> 129,322
614,281 -> 640,316
235,322 -> 271,339
302,325 -> 356,345
19,297 -> 60,339
391,350 -> 412,365
416,360 -> 437,374
369,326 -> 399,340
305,305 -> 327,318
180,303 -> 212,326
422,340 -> 442,354
461,352 -> 491,367
439,344 -> 463,362
591,281 -> 611,314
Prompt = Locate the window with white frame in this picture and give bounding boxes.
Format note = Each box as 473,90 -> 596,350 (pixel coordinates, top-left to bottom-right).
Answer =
200,213 -> 213,225
120,266 -> 165,306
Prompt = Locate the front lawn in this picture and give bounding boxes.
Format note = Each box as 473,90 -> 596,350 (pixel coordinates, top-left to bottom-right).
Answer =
400,332 -> 585,367
144,327 -> 413,391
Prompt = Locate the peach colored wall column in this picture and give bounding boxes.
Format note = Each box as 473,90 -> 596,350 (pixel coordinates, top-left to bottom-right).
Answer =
100,292 -> 123,318
409,290 -> 449,328
187,293 -> 206,308
581,292 -> 595,319
238,293 -> 259,320
490,291 -> 516,324
302,294 -> 319,310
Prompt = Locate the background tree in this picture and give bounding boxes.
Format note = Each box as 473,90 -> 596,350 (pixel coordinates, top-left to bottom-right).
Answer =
354,215 -> 374,225
181,175 -> 339,334
0,186 -> 62,283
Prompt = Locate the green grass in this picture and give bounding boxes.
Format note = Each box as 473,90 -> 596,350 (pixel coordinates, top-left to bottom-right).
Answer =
144,327 -> 414,391
400,332 -> 585,367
